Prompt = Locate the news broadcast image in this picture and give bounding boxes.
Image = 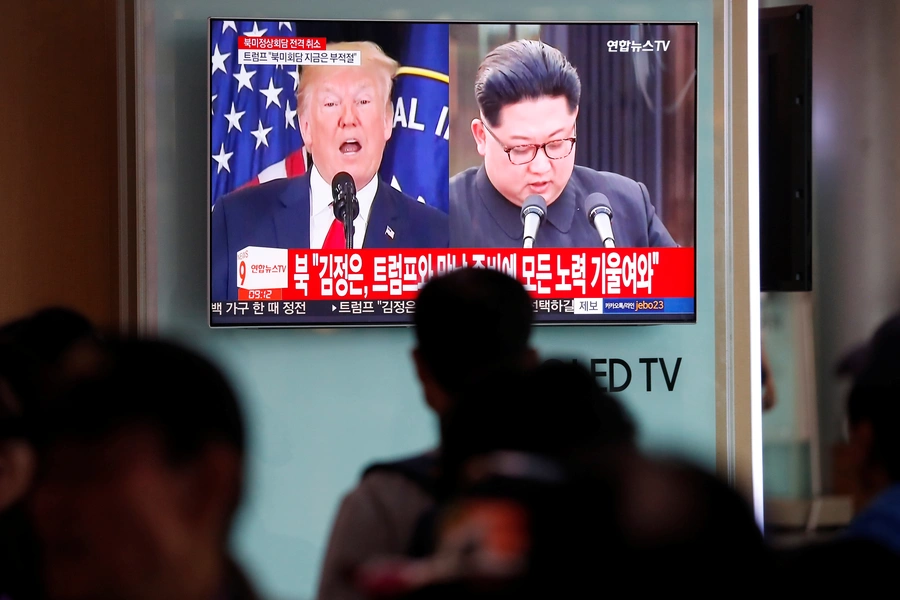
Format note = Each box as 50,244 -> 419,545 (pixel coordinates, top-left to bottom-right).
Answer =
207,19 -> 697,327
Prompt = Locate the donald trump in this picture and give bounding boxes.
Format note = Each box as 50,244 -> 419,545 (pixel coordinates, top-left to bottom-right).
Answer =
212,41 -> 449,301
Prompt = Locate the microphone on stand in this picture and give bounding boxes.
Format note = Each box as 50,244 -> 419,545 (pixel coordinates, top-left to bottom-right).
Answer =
583,193 -> 616,248
520,195 -> 547,248
331,172 -> 359,249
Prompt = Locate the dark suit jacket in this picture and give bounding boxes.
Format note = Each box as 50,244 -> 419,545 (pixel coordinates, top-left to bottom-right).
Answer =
449,165 -> 677,248
211,173 -> 449,301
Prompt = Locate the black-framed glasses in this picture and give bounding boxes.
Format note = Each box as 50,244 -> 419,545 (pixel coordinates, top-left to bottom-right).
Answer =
481,120 -> 576,165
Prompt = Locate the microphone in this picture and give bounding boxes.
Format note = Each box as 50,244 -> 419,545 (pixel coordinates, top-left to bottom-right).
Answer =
583,193 -> 615,248
520,195 -> 547,248
331,172 -> 359,249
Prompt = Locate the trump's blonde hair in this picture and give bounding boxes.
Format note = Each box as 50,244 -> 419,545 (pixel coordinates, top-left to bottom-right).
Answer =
297,41 -> 399,115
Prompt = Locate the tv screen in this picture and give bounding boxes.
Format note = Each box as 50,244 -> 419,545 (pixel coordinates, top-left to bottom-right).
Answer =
208,19 -> 697,327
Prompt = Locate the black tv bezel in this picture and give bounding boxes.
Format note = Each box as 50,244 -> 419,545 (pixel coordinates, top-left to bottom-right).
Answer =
206,18 -> 700,328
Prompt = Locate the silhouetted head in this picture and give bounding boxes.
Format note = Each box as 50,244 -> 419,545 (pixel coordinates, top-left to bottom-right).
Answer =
413,268 -> 537,418
845,312 -> 900,508
434,359 -> 636,506
0,308 -> 97,363
0,307 -> 99,514
609,457 -> 771,587
0,345 -> 35,514
31,337 -> 246,600
440,359 -> 635,467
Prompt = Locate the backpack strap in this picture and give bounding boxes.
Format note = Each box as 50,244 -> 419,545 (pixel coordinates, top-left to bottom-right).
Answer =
362,450 -> 441,497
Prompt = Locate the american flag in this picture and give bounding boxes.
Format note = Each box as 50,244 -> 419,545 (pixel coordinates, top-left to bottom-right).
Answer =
210,20 -> 306,209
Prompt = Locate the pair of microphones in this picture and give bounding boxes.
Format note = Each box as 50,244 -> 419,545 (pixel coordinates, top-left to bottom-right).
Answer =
521,193 -> 615,248
334,171 -> 616,250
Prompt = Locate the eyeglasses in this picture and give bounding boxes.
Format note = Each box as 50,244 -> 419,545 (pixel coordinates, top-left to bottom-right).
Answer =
481,120 -> 576,165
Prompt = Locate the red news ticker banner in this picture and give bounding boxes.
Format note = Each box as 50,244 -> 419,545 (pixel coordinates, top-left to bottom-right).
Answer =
238,36 -> 325,50
237,248 -> 694,302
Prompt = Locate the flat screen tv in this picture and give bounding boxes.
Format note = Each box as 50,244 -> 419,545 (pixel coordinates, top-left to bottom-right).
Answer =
208,19 -> 698,327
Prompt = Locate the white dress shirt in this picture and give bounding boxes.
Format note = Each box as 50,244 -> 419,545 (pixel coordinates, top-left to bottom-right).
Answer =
309,166 -> 378,249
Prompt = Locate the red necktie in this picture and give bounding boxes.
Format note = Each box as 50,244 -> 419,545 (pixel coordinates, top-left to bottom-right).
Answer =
323,218 -> 346,249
